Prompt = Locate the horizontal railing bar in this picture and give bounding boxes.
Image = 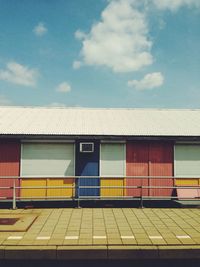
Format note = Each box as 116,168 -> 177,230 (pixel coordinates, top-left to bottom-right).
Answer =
0,176 -> 200,179
17,196 -> 73,199
1,185 -> 200,189
12,195 -> 200,201
15,186 -> 75,189
1,195 -> 200,200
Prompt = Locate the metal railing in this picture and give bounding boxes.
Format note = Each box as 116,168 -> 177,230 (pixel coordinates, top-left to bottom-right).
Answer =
0,176 -> 200,209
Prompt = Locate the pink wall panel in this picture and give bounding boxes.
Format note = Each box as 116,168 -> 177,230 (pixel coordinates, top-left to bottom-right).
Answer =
126,141 -> 174,198
0,141 -> 20,199
149,142 -> 173,197
126,142 -> 149,197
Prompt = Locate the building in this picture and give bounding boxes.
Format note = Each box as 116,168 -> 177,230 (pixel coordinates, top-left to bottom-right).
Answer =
0,106 -> 200,202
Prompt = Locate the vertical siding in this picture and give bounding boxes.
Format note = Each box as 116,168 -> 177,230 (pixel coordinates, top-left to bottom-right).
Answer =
149,142 -> 173,197
126,142 -> 149,197
76,141 -> 100,197
22,178 -> 75,199
47,178 -> 74,198
0,141 -> 20,199
101,178 -> 124,197
21,179 -> 46,198
100,143 -> 125,197
175,179 -> 199,186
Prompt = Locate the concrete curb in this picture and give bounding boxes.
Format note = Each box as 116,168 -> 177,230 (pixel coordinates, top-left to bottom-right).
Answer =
1,245 -> 200,260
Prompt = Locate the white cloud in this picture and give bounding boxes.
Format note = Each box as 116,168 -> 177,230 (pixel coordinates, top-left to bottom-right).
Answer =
128,72 -> 164,90
33,22 -> 48,36
75,30 -> 86,40
74,0 -> 153,73
0,94 -> 11,105
0,62 -> 38,87
151,0 -> 200,11
74,0 -> 200,74
73,61 -> 82,69
56,82 -> 71,93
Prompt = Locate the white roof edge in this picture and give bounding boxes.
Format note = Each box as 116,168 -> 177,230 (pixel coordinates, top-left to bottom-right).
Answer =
1,105 -> 200,111
0,106 -> 200,136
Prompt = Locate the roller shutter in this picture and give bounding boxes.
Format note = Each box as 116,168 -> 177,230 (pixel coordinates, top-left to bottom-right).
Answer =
100,143 -> 125,176
175,145 -> 200,177
21,143 -> 74,177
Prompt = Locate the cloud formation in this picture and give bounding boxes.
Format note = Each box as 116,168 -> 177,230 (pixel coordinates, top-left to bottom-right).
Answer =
151,0 -> 200,11
74,0 -> 152,73
33,22 -> 48,36
0,62 -> 38,86
73,61 -> 82,70
74,0 -> 200,75
56,82 -> 71,93
128,72 -> 164,90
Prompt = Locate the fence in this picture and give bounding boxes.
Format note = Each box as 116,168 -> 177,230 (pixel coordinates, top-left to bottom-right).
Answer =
0,176 -> 200,209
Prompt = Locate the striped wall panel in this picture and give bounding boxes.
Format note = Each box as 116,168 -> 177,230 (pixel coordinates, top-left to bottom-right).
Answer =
100,143 -> 125,197
0,141 -> 20,199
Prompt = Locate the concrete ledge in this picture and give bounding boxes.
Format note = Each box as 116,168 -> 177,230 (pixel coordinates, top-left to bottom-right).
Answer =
158,246 -> 200,259
1,245 -> 200,260
108,246 -> 159,259
0,246 -> 5,259
57,246 -> 107,260
4,246 -> 57,260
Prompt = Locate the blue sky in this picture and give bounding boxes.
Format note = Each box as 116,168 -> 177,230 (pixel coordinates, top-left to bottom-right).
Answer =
0,0 -> 200,108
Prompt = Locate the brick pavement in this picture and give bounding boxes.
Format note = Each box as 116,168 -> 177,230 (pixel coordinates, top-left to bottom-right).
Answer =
0,208 -> 200,259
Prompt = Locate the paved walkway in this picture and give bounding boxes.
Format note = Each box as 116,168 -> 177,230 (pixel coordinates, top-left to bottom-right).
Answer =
0,208 -> 200,260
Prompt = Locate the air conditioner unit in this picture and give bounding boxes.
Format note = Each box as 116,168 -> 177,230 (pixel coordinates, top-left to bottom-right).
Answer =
80,142 -> 94,153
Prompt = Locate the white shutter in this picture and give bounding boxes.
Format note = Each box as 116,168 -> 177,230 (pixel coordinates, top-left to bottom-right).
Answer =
100,143 -> 125,176
175,145 -> 200,177
21,143 -> 74,177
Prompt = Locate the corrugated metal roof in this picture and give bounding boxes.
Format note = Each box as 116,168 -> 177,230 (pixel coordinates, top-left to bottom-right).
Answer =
0,106 -> 200,136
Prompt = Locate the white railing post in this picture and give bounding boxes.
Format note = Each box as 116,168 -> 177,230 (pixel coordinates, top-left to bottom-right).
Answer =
12,179 -> 17,210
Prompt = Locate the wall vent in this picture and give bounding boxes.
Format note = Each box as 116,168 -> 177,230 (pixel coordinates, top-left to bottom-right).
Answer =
80,143 -> 94,153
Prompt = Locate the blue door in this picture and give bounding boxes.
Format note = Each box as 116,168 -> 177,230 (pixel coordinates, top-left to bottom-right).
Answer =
75,140 -> 99,198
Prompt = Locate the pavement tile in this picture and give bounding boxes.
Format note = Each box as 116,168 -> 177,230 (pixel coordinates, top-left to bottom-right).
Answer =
93,239 -> 107,245
17,239 -> 35,245
33,240 -> 50,245
164,238 -> 182,245
1,207 -> 200,258
179,239 -> 197,245
108,239 -> 122,244
150,239 -> 167,245
79,239 -> 93,245
122,239 -> 137,245
0,239 -> 7,245
136,238 -> 152,245
131,228 -> 146,232
63,239 -> 78,245
48,239 -> 64,245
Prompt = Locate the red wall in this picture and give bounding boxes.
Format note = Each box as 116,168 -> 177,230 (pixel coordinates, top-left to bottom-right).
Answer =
126,141 -> 173,197
0,141 -> 20,199
126,142 -> 149,197
149,142 -> 174,197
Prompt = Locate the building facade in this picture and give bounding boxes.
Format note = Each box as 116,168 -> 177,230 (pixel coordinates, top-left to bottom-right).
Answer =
0,107 -> 200,201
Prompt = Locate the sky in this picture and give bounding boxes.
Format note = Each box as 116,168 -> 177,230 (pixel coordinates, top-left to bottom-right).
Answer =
0,0 -> 200,108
